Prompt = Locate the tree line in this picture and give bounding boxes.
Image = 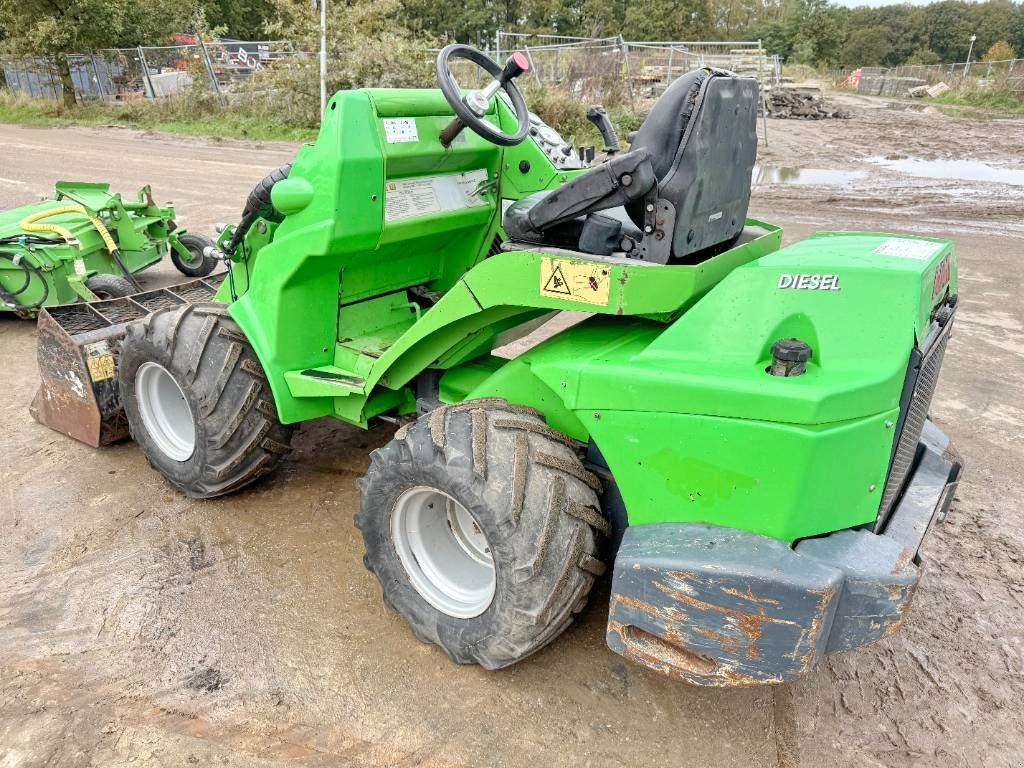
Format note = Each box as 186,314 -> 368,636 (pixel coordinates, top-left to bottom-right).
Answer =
220,0 -> 1022,68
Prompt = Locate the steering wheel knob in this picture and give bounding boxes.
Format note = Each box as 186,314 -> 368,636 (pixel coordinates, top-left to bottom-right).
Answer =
501,52 -> 531,82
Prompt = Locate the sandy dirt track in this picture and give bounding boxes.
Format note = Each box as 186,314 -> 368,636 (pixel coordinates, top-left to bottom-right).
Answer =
1,102 -> 1023,767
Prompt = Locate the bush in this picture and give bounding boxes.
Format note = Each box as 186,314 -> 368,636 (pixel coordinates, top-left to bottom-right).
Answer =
521,84 -> 644,148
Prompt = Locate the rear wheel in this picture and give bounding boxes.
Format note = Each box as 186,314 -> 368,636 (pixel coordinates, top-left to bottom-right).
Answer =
170,233 -> 217,278
356,400 -> 609,669
118,302 -> 294,497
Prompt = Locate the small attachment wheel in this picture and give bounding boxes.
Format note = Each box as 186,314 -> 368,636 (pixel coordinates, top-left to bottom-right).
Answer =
85,273 -> 135,300
170,233 -> 217,278
435,45 -> 532,148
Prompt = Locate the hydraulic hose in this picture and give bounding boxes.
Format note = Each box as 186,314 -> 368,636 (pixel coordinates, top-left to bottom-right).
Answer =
19,205 -> 142,290
225,163 -> 291,254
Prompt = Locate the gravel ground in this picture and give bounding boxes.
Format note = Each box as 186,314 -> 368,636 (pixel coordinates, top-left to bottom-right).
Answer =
1,98 -> 1023,767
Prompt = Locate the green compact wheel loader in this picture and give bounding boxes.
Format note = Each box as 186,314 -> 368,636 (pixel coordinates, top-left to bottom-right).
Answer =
59,46 -> 962,685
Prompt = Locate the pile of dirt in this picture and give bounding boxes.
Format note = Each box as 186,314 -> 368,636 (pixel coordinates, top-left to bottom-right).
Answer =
765,88 -> 851,119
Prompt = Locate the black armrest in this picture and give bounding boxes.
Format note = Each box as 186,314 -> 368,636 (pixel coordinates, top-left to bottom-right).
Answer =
527,150 -> 656,232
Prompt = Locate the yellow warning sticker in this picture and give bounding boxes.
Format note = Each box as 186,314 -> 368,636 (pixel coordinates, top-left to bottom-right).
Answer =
539,257 -> 611,306
86,353 -> 115,382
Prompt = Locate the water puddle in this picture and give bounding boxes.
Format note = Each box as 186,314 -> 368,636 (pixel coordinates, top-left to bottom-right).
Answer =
752,166 -> 866,186
869,157 -> 1024,186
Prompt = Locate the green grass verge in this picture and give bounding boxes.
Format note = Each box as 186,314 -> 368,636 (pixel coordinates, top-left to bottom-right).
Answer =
0,91 -> 317,142
927,88 -> 1024,116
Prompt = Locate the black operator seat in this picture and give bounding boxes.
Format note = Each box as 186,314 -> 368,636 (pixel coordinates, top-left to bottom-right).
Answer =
502,68 -> 760,262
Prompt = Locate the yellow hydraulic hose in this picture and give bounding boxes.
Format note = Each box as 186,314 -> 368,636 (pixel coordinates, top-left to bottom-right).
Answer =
19,205 -> 119,253
19,204 -> 142,290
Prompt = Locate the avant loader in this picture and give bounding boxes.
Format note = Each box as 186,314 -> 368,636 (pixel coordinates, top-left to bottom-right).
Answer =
34,47 -> 962,685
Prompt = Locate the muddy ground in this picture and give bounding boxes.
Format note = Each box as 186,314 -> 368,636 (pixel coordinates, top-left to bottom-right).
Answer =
1,98 -> 1022,767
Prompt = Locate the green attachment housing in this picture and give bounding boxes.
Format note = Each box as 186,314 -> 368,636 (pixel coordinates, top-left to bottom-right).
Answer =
0,181 -> 187,314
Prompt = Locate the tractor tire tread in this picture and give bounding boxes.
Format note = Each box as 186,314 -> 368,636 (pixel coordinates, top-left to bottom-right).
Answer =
356,399 -> 609,671
119,301 -> 294,498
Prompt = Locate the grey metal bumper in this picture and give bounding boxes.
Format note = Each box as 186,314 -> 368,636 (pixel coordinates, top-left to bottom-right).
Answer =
605,420 -> 962,686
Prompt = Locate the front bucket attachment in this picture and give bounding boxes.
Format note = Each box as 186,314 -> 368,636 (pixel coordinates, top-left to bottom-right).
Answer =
30,274 -> 225,447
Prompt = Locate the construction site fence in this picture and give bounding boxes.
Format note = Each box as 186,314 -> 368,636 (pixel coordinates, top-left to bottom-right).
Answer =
833,58 -> 1024,95
0,41 -> 303,102
2,33 -> 779,107
485,33 -> 780,103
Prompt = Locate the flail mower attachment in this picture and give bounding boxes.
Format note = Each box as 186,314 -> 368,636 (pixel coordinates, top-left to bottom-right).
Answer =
30,274 -> 224,447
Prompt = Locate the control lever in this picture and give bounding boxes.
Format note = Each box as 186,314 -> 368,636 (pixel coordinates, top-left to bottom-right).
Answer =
586,106 -> 620,155
440,52 -> 530,147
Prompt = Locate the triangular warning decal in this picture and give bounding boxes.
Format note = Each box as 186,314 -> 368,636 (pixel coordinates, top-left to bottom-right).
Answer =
543,264 -> 572,295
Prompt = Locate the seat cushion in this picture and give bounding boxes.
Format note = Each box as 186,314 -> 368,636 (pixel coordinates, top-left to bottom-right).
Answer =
502,193 -> 642,255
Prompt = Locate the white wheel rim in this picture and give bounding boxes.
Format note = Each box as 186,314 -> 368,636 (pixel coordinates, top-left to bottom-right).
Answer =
134,362 -> 196,462
391,486 -> 496,619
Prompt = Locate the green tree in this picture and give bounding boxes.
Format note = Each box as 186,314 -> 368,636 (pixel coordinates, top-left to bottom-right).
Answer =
202,0 -> 281,40
907,48 -> 942,65
622,0 -> 710,41
0,0 -> 189,106
840,25 -> 893,67
782,0 -> 846,66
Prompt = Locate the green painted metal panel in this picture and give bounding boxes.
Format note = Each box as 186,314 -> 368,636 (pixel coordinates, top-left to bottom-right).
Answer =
585,408 -> 899,542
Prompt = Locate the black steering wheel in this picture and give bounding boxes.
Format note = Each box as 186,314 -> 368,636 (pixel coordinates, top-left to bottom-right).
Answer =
436,44 -> 532,148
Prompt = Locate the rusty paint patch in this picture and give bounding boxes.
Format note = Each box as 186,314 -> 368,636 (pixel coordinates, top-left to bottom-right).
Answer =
692,625 -> 741,655
892,546 -> 915,574
651,575 -> 802,661
719,584 -> 782,607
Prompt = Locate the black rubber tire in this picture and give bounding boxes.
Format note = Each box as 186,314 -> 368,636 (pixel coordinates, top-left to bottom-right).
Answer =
118,302 -> 294,498
86,273 -> 135,300
356,399 -> 609,670
170,233 -> 217,278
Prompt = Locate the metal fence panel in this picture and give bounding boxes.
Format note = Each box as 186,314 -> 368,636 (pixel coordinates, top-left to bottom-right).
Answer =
3,34 -> 777,106
836,58 -> 1024,95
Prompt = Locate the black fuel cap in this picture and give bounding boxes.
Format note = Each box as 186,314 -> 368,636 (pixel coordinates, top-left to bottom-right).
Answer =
770,338 -> 812,377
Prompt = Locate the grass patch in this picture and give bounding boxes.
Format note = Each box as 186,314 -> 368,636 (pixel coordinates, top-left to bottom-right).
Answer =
0,85 -> 643,148
0,90 -> 317,142
927,88 -> 1024,116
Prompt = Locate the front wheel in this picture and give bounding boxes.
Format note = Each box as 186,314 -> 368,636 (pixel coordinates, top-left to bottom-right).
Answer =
356,400 -> 609,669
118,303 -> 294,497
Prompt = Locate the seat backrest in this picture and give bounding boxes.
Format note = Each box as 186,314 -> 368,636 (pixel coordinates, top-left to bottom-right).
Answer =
629,69 -> 759,260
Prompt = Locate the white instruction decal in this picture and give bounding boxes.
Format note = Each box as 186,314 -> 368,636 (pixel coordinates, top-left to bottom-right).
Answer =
873,238 -> 942,261
73,258 -> 87,276
385,169 -> 489,222
383,118 -> 418,143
